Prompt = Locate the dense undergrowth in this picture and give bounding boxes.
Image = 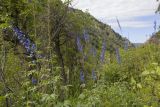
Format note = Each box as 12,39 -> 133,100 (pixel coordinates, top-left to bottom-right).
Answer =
0,0 -> 160,107
62,44 -> 160,107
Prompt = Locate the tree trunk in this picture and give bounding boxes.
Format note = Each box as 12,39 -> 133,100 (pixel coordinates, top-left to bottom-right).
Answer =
55,36 -> 67,84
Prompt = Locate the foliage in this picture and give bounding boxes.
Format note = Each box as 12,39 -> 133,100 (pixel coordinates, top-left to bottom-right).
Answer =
0,0 -> 160,107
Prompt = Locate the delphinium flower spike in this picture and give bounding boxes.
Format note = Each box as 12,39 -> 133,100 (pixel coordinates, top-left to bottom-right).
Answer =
80,69 -> 85,83
115,48 -> 121,64
12,27 -> 38,84
154,20 -> 157,33
90,47 -> 96,57
124,40 -> 128,51
32,77 -> 38,85
76,36 -> 83,52
92,69 -> 97,81
83,30 -> 90,43
100,41 -> 106,62
76,36 -> 86,83
12,27 -> 37,58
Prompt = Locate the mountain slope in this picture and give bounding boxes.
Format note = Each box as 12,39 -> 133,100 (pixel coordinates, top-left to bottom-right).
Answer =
67,8 -> 132,53
147,31 -> 160,44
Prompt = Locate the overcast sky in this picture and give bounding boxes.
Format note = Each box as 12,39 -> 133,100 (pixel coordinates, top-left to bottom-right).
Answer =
71,0 -> 160,43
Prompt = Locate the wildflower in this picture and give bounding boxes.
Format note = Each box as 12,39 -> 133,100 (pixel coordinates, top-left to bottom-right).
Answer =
124,40 -> 128,51
100,41 -> 106,62
17,33 -> 23,40
12,27 -> 37,56
90,47 -> 96,57
83,30 -> 89,42
32,77 -> 37,85
13,27 -> 19,33
23,39 -> 31,48
31,44 -> 36,52
80,70 -> 85,83
12,27 -> 39,85
154,20 -> 157,31
92,70 -> 97,81
76,36 -> 83,52
115,48 -> 121,64
116,17 -> 123,34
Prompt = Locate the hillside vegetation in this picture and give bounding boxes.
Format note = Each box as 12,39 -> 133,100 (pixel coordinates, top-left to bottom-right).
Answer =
0,0 -> 160,107
148,31 -> 160,44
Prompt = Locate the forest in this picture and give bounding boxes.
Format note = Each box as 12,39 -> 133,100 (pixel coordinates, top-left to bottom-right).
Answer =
0,0 -> 160,107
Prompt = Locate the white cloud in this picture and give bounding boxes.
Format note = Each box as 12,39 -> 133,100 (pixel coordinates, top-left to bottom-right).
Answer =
71,0 -> 160,28
107,20 -> 152,28
72,0 -> 159,19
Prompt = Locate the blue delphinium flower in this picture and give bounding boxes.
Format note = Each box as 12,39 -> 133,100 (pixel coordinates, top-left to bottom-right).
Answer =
124,40 -> 128,51
13,27 -> 25,42
80,70 -> 85,83
90,47 -> 96,57
13,27 -> 25,38
32,77 -> 37,85
12,27 -> 37,56
154,20 -> 157,32
23,39 -> 31,49
12,27 -> 39,85
115,48 -> 121,64
31,44 -> 36,51
92,70 -> 97,81
13,27 -> 19,33
100,41 -> 106,62
76,36 -> 83,52
17,33 -> 23,40
83,30 -> 89,43
12,27 -> 37,58
17,32 -> 24,38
